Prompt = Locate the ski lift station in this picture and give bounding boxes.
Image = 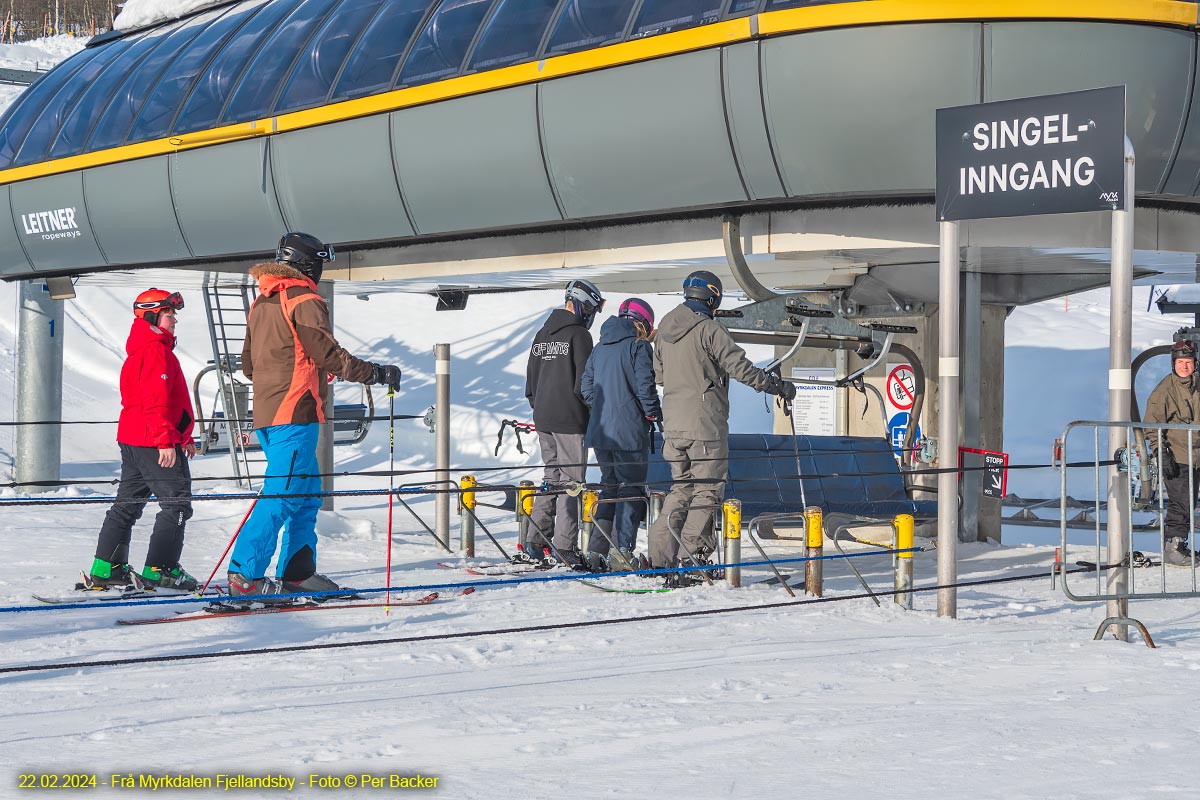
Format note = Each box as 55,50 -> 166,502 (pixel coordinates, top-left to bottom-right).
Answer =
6,0 -> 1200,618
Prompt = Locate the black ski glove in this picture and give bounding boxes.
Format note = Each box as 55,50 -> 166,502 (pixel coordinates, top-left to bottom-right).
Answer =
764,373 -> 797,401
1161,446 -> 1181,480
370,363 -> 402,392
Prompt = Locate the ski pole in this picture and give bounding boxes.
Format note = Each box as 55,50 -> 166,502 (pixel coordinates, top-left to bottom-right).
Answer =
200,493 -> 259,595
386,387 -> 395,613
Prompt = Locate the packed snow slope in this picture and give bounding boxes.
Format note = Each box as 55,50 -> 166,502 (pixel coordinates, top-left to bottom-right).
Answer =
1,38 -> 1199,800
1,280 -> 1198,800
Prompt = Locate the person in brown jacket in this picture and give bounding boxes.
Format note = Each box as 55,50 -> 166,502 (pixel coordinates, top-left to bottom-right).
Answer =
228,232 -> 402,598
1144,338 -> 1200,567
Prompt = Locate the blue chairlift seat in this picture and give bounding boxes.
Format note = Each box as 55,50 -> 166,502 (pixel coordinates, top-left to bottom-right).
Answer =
646,433 -> 936,522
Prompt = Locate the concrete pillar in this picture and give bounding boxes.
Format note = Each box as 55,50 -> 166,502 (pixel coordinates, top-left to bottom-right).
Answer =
317,280 -> 335,511
960,256 -> 983,543
15,281 -> 64,492
976,305 -> 1007,543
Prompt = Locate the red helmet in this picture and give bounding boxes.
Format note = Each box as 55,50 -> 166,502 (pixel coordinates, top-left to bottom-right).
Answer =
133,288 -> 184,325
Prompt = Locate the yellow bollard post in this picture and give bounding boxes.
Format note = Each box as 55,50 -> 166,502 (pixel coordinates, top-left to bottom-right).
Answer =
517,480 -> 535,559
581,489 -> 598,551
894,513 -> 914,609
723,499 -> 742,587
805,506 -> 823,597
460,475 -> 477,558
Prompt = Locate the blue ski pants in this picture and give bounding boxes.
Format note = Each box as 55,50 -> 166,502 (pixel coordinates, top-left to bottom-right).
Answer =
229,423 -> 321,580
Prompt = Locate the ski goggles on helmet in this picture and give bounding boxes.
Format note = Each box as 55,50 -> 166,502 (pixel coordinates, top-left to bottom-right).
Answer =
276,242 -> 336,265
134,291 -> 184,312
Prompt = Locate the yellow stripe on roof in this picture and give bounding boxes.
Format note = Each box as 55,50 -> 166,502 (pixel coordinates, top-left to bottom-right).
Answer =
758,0 -> 1199,35
0,1 -> 1194,186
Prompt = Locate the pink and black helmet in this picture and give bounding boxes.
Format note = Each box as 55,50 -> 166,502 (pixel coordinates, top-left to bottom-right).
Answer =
618,298 -> 655,330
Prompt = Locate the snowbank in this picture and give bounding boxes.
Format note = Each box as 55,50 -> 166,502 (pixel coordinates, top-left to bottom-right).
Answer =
0,34 -> 85,113
114,0 -> 229,31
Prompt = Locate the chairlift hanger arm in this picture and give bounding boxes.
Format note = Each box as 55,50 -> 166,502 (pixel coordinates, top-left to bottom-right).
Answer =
763,317 -> 810,373
841,331 -> 895,386
717,293 -> 887,342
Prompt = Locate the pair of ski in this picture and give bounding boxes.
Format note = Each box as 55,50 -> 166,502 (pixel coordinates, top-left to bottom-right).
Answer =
580,573 -> 802,594
32,572 -> 228,605
440,559 -> 668,593
116,587 -> 475,626
436,560 -> 551,577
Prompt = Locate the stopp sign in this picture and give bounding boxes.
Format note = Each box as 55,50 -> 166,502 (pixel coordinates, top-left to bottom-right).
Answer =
936,86 -> 1125,221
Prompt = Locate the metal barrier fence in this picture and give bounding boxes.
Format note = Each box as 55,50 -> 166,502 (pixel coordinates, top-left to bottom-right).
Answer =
1060,420 -> 1200,645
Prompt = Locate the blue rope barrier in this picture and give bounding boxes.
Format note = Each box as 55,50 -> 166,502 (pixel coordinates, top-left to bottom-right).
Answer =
0,548 -> 923,615
0,486 -> 442,506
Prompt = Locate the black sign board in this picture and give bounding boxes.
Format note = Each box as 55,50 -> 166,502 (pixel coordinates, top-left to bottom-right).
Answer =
982,452 -> 1007,499
936,86 -> 1126,221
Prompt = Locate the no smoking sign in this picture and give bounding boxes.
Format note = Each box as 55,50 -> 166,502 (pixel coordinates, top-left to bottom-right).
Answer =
886,364 -> 916,413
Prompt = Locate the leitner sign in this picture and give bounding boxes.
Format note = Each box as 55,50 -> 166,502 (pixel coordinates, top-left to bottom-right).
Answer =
936,86 -> 1125,221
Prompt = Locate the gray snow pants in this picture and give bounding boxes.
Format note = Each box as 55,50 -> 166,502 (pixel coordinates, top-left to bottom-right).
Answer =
528,431 -> 587,554
647,437 -> 727,567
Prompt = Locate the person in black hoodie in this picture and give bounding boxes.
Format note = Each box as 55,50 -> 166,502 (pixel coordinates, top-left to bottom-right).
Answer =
521,279 -> 605,566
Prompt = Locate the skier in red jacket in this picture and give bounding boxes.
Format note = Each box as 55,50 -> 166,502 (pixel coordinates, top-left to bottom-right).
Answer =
87,289 -> 198,591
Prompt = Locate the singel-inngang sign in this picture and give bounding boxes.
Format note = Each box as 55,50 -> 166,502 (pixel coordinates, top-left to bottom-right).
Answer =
936,86 -> 1126,221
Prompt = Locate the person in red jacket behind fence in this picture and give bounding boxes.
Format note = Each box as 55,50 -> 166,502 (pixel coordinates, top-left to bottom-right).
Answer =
87,289 -> 198,591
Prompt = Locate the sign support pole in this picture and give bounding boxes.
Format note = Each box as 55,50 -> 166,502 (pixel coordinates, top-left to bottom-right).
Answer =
1106,137 -> 1135,640
937,220 -> 961,618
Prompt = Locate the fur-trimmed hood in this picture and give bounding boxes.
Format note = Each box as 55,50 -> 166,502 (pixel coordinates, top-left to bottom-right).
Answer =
250,261 -> 308,281
250,261 -> 316,296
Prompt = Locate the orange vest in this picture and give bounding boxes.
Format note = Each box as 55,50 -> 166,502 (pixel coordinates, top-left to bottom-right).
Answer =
252,287 -> 326,426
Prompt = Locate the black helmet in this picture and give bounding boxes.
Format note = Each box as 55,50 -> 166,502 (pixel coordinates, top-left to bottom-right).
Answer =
1172,339 -> 1197,360
683,270 -> 723,310
565,278 -> 605,329
276,231 -> 335,282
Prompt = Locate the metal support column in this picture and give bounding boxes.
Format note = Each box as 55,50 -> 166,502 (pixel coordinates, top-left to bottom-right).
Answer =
15,281 -> 64,492
435,343 -> 452,553
835,349 -> 848,436
1106,138 -> 1136,639
960,252 -> 982,543
937,221 -> 961,618
317,280 -> 335,511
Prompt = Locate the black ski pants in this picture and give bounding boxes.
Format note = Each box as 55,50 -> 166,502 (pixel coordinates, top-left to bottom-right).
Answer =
95,443 -> 193,569
1163,466 -> 1200,545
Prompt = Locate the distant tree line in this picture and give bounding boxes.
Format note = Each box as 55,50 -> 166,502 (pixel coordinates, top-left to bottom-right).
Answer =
2,0 -> 116,43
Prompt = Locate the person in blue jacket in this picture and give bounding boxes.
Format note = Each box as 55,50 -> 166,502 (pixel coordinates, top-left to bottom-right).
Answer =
581,298 -> 662,571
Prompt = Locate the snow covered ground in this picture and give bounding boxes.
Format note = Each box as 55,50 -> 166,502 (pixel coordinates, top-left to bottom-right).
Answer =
1,34 -> 1199,800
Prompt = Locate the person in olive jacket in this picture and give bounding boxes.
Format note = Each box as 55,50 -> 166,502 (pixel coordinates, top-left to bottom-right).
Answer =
581,298 -> 662,571
1145,338 -> 1200,567
648,271 -> 795,581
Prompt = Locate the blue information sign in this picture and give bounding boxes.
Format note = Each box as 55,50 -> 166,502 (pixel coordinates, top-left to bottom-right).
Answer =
888,412 -> 921,458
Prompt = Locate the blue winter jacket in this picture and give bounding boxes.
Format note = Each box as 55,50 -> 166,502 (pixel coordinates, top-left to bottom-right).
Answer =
581,316 -> 663,451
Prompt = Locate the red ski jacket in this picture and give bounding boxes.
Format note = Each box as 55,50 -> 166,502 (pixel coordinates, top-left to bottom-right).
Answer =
116,317 -> 195,448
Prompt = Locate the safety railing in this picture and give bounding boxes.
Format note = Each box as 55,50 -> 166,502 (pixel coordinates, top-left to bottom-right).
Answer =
1060,420 -> 1200,645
